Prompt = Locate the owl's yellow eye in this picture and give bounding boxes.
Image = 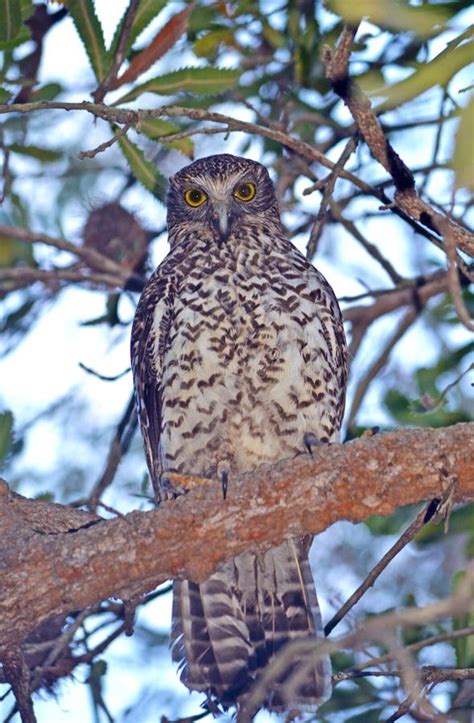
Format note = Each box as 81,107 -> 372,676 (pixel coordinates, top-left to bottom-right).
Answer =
234,182 -> 256,202
184,189 -> 207,207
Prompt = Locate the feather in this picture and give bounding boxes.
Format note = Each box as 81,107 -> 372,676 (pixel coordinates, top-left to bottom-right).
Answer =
170,541 -> 331,711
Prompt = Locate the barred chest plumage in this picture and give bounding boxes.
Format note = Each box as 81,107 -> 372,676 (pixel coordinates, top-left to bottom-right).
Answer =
152,226 -> 346,479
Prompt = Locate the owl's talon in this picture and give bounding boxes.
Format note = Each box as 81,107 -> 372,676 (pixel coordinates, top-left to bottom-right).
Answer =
221,469 -> 228,500
304,433 -> 324,456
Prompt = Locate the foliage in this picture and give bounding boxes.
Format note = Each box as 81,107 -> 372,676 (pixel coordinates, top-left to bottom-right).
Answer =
0,1 -> 472,721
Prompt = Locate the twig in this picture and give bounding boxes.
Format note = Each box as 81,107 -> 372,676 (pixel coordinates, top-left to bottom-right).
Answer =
29,608 -> 93,692
344,271 -> 448,327
0,99 -> 455,247
324,501 -> 439,636
87,394 -> 138,512
323,25 -> 474,258
330,201 -> 403,284
0,265 -> 127,292
347,307 -> 418,428
79,362 -> 131,381
0,223 -> 134,280
334,665 -> 474,684
241,565 -> 474,718
441,216 -> 474,331
2,649 -> 36,723
349,625 -> 474,673
92,0 -> 141,104
0,128 -> 11,204
78,122 -> 132,159
306,134 -> 358,259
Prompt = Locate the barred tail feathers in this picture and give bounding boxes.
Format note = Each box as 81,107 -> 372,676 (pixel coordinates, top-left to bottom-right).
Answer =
170,539 -> 331,710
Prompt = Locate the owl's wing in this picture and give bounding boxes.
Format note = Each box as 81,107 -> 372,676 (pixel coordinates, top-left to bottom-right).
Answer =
131,271 -> 174,501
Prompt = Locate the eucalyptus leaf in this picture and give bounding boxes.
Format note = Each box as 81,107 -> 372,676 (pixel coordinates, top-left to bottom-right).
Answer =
0,410 -> 14,468
9,143 -> 62,162
109,0 -> 168,59
117,67 -> 240,104
117,130 -> 167,200
68,0 -> 108,82
0,0 -> 22,42
138,118 -> 194,158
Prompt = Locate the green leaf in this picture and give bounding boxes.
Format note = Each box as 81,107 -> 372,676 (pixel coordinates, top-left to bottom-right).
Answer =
193,28 -> 235,58
384,389 -> 470,427
453,569 -> 474,666
416,505 -> 474,553
29,82 -> 63,102
0,23 -> 29,49
262,21 -> 286,49
138,118 -> 194,158
0,410 -> 14,469
68,0 -> 108,82
0,0 -> 22,42
329,0 -> 450,37
453,97 -> 474,190
0,87 -> 12,102
0,237 -> 35,267
378,38 -> 473,110
8,143 -> 62,162
116,130 -> 167,200
116,66 -> 240,104
109,0 -> 167,59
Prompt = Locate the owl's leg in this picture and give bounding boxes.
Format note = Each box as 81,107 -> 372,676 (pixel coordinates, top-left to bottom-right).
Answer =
303,432 -> 325,456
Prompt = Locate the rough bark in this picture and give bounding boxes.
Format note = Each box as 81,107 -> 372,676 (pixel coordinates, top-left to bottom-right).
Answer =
1,423 -> 473,652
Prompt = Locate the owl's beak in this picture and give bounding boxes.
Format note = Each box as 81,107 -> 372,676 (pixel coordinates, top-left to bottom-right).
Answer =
211,200 -> 231,242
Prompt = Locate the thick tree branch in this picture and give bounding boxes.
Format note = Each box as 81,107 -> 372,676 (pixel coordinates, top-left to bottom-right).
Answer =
0,424 -> 472,654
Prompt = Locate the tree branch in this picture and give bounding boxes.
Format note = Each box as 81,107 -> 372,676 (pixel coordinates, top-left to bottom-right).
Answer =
0,423 -> 472,653
323,25 -> 474,259
1,99 -> 464,249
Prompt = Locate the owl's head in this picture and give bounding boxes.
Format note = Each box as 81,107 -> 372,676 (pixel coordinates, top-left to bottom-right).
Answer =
166,154 -> 281,244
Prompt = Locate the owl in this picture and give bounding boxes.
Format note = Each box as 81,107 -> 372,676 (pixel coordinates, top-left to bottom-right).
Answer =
131,153 -> 347,714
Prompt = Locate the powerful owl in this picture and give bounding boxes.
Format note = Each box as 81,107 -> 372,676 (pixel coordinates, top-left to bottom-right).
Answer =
131,154 -> 347,714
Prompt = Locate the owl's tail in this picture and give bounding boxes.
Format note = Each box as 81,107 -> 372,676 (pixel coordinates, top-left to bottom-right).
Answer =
170,538 -> 331,713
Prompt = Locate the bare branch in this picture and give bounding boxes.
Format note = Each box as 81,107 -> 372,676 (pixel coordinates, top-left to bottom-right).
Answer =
324,500 -> 439,635
0,224 -> 134,281
349,626 -> 474,672
92,0 -> 140,104
0,101 -> 438,239
306,134 -> 358,259
78,122 -> 132,160
330,201 -> 403,284
347,307 -> 417,427
323,26 -> 474,258
344,270 -> 449,361
0,265 -> 128,292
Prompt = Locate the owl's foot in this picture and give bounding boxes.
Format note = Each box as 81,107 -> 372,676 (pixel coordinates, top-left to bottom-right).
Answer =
303,433 -> 325,456
159,471 -> 212,500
